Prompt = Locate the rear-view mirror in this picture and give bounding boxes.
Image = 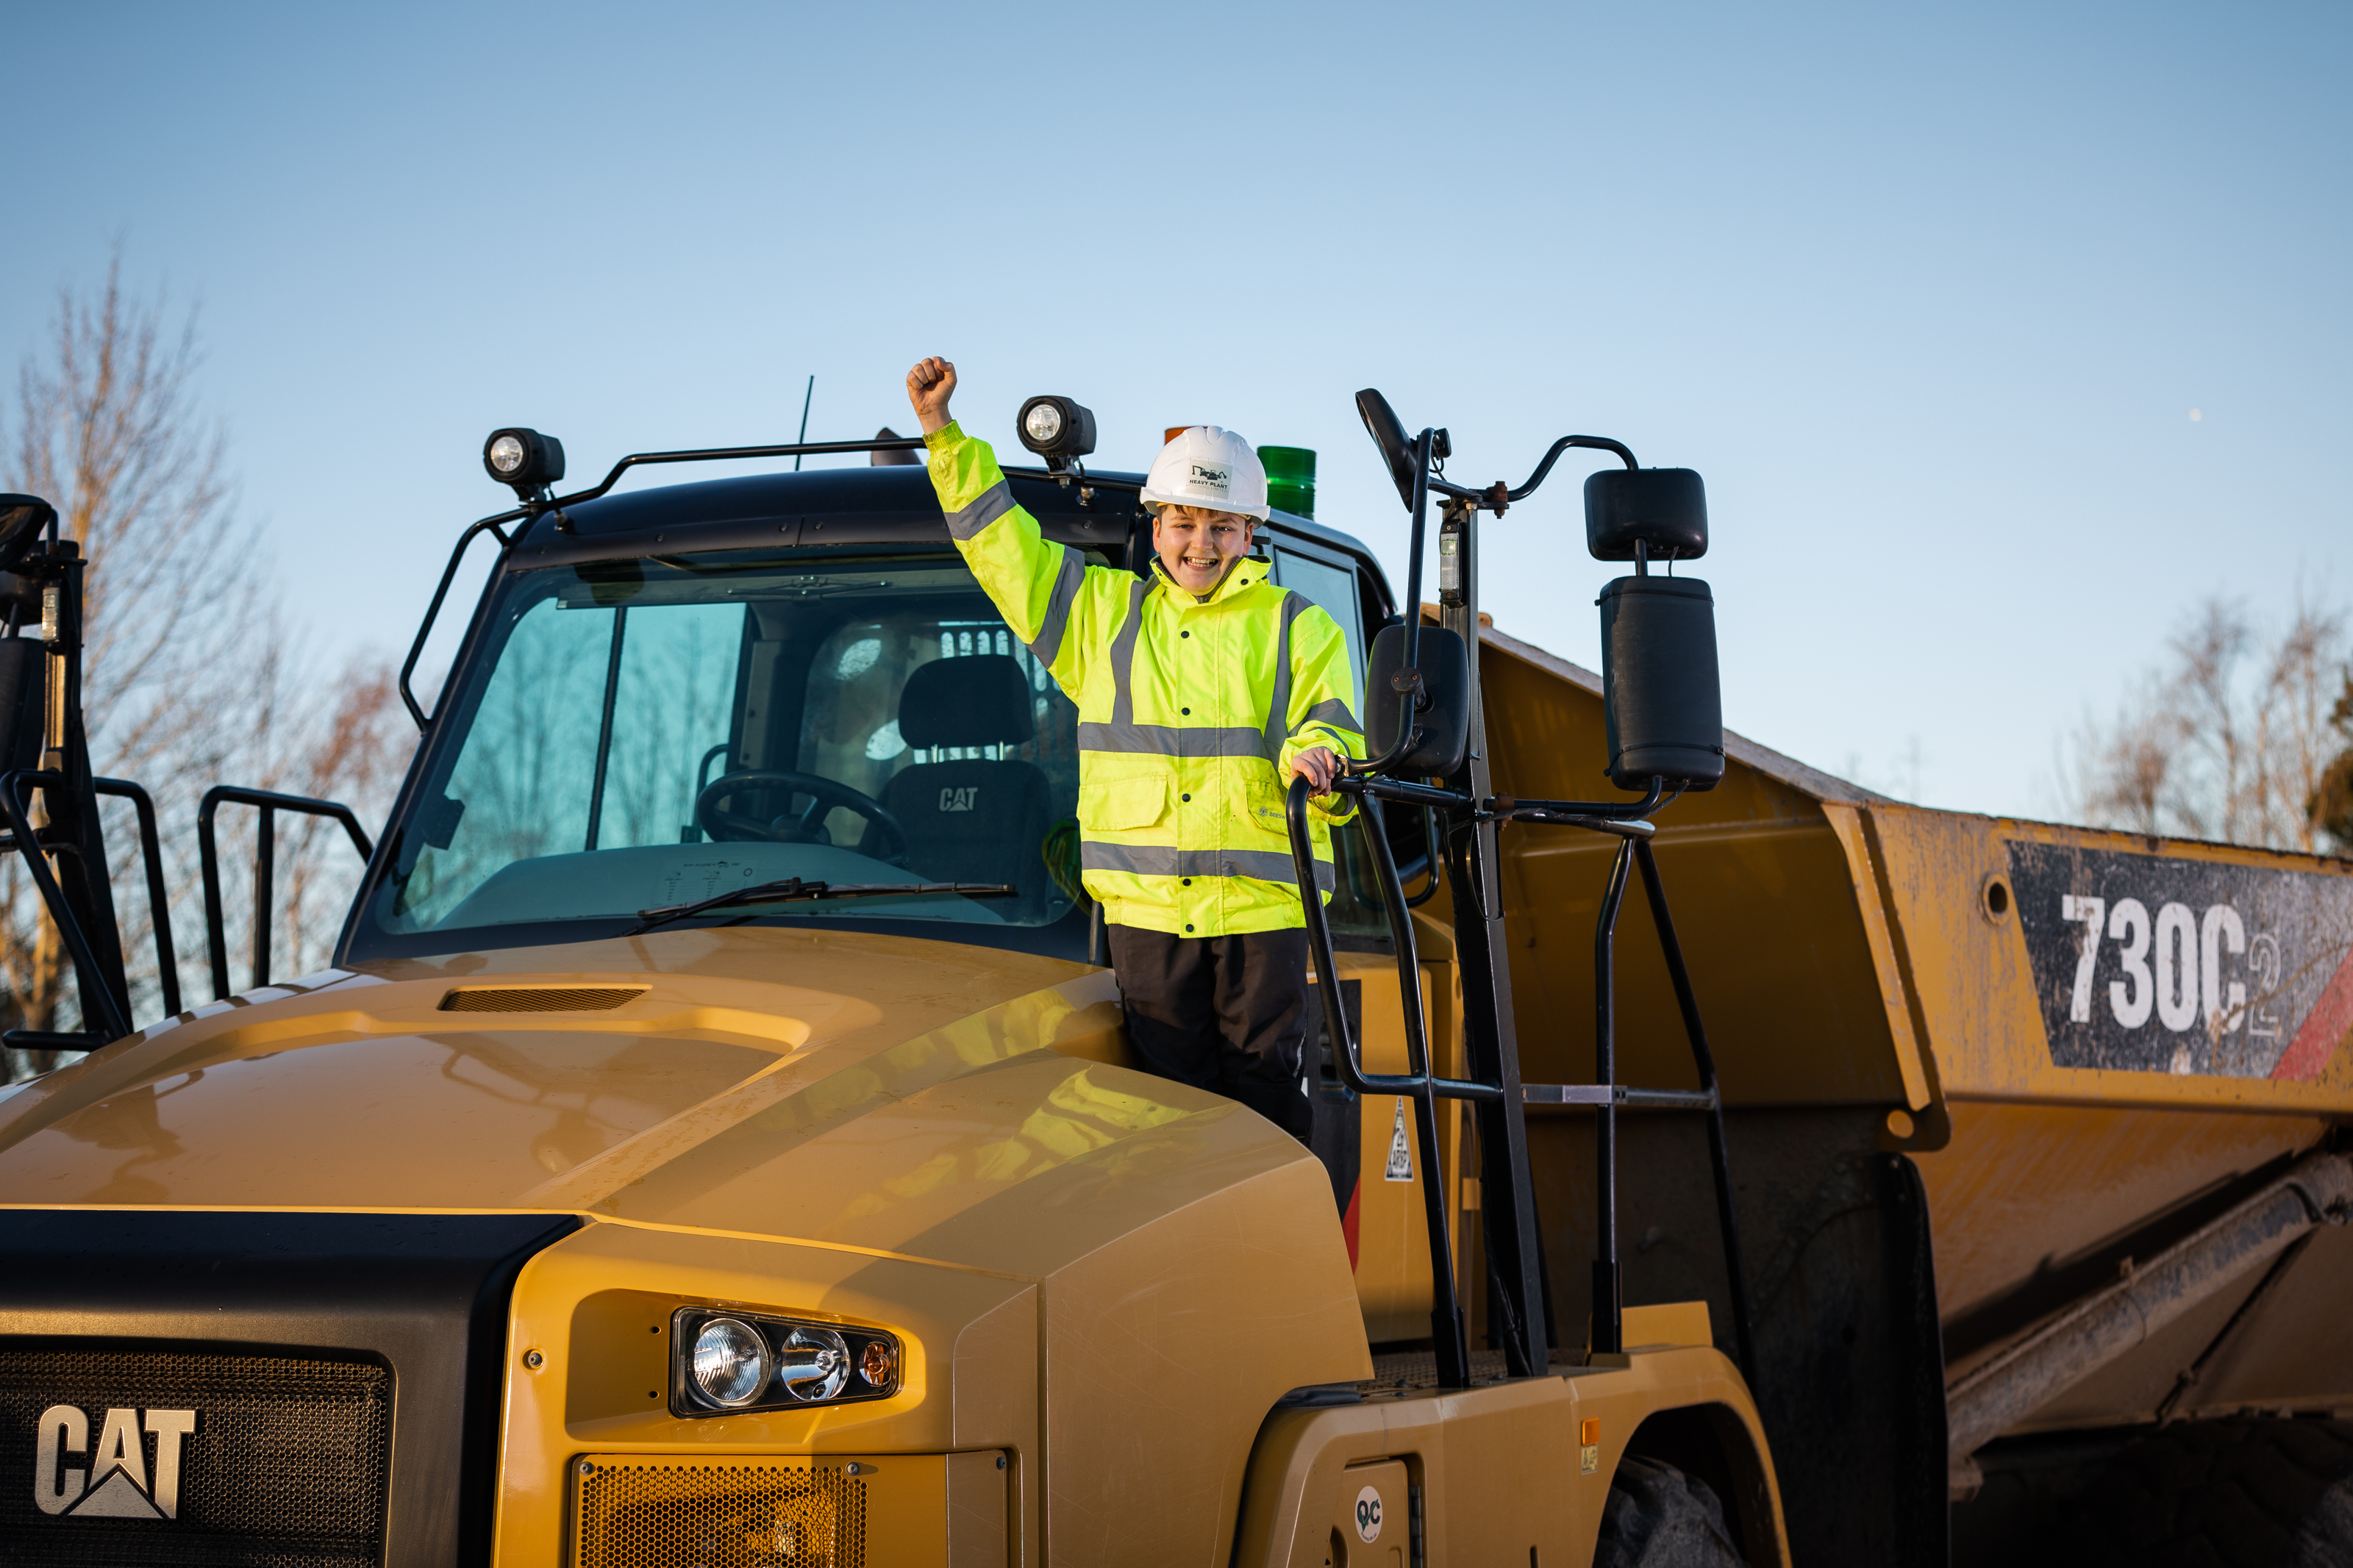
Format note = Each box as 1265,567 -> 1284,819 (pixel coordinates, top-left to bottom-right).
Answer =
1585,468 -> 1707,562
1367,621 -> 1471,777
1598,576 -> 1724,792
1354,390 -> 1420,509
0,495 -> 56,576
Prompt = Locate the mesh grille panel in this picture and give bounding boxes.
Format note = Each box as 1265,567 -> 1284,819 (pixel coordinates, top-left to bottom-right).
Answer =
439,986 -> 646,1012
0,1344 -> 390,1568
575,1459 -> 867,1568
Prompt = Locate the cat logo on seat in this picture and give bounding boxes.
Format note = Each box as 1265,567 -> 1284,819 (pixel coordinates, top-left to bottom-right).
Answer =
34,1404 -> 198,1519
939,787 -> 980,812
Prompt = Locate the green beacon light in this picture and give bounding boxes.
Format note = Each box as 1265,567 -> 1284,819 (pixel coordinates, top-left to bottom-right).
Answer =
1260,445 -> 1315,520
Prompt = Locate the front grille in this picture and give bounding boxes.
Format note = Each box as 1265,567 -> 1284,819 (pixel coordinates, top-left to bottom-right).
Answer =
439,985 -> 645,1012
0,1345 -> 390,1567
575,1458 -> 867,1568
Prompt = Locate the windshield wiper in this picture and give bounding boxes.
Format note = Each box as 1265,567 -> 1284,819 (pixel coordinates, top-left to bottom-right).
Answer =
627,876 -> 1015,934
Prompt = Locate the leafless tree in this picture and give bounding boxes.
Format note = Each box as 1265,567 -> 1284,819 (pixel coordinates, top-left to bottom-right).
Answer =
2,251 -> 410,1081
2057,593 -> 2352,853
2307,673 -> 2353,854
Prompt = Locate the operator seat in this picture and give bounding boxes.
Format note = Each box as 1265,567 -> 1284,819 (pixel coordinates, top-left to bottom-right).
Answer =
874,654 -> 1052,919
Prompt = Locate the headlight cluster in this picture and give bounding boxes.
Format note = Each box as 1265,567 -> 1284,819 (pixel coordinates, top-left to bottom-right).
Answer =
671,1306 -> 901,1417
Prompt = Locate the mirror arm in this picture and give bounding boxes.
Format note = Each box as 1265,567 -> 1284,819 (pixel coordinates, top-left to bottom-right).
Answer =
1502,434 -> 1641,506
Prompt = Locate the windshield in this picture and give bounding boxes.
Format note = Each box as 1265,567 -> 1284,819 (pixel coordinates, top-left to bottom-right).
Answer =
357,548 -> 1088,953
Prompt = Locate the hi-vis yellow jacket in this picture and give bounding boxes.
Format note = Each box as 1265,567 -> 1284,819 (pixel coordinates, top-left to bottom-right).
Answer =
924,423 -> 1363,937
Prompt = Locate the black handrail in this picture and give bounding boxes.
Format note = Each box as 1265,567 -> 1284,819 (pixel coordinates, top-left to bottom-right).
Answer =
1288,773 -> 1473,1387
198,786 -> 375,1000
93,777 -> 180,1019
0,769 -> 132,1042
399,512 -> 519,729
1633,837 -> 1759,1386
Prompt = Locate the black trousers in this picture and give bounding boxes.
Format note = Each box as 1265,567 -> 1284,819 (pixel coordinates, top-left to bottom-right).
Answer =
1107,923 -> 1313,1137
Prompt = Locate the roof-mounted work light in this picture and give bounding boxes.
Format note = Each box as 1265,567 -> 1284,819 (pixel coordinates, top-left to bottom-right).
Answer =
1015,395 -> 1096,473
482,427 -> 566,499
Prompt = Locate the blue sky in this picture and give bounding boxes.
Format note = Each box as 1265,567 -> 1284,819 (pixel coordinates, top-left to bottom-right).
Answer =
4,1 -> 2346,816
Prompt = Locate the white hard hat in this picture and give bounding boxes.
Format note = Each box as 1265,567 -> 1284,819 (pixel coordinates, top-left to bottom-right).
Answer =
1141,426 -> 1269,521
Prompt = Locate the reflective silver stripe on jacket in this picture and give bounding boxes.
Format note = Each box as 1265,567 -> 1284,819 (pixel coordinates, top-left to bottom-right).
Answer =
1263,590 -> 1312,760
1081,841 -> 1335,892
945,481 -> 1017,541
1301,697 -> 1363,738
1107,576 -> 1150,725
1077,722 -> 1267,757
1028,544 -> 1085,667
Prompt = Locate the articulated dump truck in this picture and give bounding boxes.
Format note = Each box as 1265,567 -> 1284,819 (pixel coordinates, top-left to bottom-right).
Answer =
0,393 -> 2346,1568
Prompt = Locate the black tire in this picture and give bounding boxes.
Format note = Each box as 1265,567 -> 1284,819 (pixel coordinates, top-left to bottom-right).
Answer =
1595,1456 -> 1746,1567
2060,1418 -> 2353,1568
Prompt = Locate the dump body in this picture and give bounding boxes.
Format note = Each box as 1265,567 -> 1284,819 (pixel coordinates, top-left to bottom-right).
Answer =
1442,619 -> 2352,1558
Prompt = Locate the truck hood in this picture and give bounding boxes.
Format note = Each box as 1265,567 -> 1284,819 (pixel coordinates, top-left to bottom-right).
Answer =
0,927 -> 1281,1274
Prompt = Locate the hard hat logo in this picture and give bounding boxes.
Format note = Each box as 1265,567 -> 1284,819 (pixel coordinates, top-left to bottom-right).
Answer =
1186,462 -> 1231,494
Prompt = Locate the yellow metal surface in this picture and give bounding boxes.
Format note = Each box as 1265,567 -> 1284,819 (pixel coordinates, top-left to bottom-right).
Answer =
0,925 -> 1379,1566
1231,1345 -> 1788,1567
1473,629 -> 1919,1111
1915,1100 -> 2329,1333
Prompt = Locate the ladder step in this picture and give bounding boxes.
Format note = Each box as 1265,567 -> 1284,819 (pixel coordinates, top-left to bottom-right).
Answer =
1524,1084 -> 1717,1111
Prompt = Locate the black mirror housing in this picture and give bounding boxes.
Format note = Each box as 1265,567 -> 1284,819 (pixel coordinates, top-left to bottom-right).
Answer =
1367,621 -> 1471,777
0,495 -> 57,577
1598,576 -> 1724,791
1585,468 -> 1707,562
1354,389 -> 1420,509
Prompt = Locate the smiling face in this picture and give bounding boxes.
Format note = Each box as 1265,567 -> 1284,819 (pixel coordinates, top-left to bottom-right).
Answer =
1152,505 -> 1257,595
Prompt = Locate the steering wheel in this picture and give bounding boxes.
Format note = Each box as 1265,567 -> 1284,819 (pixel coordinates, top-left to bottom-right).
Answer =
695,770 -> 910,864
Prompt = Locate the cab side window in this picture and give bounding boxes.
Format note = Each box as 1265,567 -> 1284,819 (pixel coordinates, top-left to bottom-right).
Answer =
1271,544 -> 1389,946
1269,547 -> 1366,700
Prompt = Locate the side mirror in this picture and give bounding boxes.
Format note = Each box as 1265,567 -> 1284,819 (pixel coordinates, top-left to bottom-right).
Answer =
0,495 -> 57,576
1585,468 -> 1707,561
1597,576 -> 1724,791
1366,621 -> 1472,776
1354,389 -> 1420,509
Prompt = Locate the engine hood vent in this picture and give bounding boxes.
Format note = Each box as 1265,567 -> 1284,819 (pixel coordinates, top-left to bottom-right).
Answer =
438,986 -> 646,1013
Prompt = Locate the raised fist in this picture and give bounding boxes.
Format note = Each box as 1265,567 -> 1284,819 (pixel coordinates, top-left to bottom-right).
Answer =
906,357 -> 957,435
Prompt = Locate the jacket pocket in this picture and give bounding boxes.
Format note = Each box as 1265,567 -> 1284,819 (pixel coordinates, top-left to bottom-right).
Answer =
1079,775 -> 1169,832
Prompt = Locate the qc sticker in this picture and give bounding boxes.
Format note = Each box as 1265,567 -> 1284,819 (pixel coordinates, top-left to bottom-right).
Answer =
1354,1484 -> 1384,1544
1384,1100 -> 1413,1182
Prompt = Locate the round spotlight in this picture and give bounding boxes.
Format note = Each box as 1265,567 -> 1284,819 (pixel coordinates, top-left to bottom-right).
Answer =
774,1325 -> 849,1403
689,1317 -> 771,1407
482,426 -> 566,496
1014,395 -> 1097,467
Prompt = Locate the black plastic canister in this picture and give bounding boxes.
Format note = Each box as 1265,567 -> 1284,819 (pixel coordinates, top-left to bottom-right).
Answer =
1596,575 -> 1724,791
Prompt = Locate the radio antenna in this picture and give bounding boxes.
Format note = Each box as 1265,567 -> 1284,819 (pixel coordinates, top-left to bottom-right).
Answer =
793,374 -> 815,470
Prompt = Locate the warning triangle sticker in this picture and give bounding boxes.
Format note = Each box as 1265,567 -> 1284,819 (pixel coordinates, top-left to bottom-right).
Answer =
1384,1100 -> 1413,1182
68,1470 -> 163,1519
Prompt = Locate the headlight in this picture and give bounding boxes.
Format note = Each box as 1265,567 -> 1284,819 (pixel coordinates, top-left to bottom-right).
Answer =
671,1306 -> 901,1417
776,1325 -> 849,1402
689,1317 -> 771,1407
